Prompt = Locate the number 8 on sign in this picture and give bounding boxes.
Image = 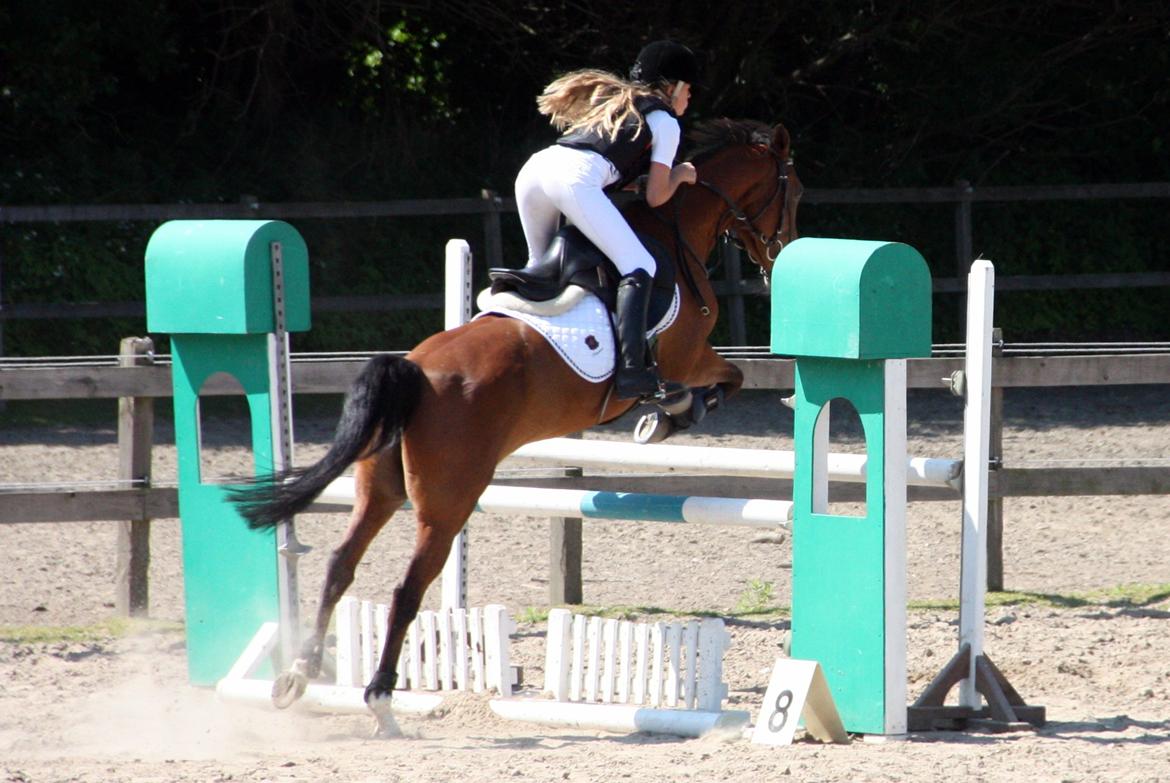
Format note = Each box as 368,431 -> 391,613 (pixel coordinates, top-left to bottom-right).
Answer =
752,658 -> 849,746
767,689 -> 795,733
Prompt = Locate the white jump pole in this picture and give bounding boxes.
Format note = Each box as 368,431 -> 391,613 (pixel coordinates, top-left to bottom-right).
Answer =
958,259 -> 995,708
510,437 -> 960,488
441,240 -> 473,609
488,699 -> 749,738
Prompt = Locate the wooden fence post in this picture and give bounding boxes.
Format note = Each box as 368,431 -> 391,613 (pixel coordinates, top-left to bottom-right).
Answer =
481,189 -> 504,271
986,327 -> 1005,592
953,180 -> 974,283
722,240 -> 747,346
549,465 -> 584,606
0,240 -> 6,412
954,180 -> 974,340
115,336 -> 155,617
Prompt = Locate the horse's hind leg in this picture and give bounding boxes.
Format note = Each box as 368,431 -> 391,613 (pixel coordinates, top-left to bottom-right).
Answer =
272,445 -> 406,708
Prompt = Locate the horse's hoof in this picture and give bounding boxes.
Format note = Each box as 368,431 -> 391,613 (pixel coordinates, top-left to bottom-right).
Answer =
634,411 -> 676,444
365,692 -> 402,735
370,715 -> 403,738
372,706 -> 404,735
271,659 -> 309,709
363,670 -> 401,737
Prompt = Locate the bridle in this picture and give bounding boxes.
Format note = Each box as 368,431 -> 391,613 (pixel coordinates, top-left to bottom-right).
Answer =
697,149 -> 793,268
662,142 -> 796,315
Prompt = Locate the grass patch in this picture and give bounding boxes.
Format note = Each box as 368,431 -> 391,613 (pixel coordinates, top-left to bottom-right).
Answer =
911,582 -> 1170,612
547,604 -> 656,621
1086,583 -> 1170,607
0,617 -> 183,644
546,603 -> 791,623
517,606 -> 550,624
735,579 -> 776,615
543,583 -> 1170,623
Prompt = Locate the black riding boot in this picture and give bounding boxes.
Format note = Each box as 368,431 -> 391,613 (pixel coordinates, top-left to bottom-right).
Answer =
613,269 -> 662,400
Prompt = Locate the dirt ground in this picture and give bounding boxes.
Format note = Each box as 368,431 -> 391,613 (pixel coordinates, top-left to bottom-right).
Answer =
2,385 -> 1169,782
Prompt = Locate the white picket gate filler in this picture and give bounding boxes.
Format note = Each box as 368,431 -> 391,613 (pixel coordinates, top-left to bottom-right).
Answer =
217,596 -> 516,713
489,609 -> 750,738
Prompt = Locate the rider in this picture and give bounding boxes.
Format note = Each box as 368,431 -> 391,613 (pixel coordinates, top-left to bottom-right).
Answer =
514,40 -> 700,400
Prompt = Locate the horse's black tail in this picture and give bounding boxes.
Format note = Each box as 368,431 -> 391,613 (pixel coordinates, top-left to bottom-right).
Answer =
229,354 -> 426,530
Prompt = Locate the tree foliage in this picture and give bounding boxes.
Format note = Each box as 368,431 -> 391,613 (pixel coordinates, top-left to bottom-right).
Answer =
2,1 -> 1167,352
6,0 -> 1167,197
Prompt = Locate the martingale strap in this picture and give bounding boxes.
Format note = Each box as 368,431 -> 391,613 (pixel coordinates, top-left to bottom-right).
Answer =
671,196 -> 711,316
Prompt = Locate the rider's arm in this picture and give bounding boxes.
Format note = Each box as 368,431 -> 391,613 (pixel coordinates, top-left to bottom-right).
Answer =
645,162 -> 697,207
643,111 -> 696,207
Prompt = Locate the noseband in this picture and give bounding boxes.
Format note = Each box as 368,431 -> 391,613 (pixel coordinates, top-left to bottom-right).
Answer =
698,152 -> 792,267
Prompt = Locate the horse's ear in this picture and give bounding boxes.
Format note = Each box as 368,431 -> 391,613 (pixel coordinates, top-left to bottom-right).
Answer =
771,123 -> 791,158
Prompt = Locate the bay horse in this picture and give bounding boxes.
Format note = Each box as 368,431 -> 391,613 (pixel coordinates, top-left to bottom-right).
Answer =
230,118 -> 802,732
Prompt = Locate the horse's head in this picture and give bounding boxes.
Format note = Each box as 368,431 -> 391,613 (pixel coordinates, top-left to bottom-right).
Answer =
687,119 -> 803,278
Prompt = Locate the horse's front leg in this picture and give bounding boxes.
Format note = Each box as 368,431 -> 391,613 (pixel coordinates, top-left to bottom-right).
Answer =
686,343 -> 745,399
635,347 -> 744,443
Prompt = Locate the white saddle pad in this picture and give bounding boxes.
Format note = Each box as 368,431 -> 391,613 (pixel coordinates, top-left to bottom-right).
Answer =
476,285 -> 680,383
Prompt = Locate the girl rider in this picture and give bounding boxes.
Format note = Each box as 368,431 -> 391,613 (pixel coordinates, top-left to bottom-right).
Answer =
514,40 -> 700,400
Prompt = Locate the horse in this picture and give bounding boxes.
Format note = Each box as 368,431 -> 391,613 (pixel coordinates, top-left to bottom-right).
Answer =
230,118 -> 803,733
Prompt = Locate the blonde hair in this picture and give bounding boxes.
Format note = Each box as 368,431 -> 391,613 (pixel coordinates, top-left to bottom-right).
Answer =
536,69 -> 663,140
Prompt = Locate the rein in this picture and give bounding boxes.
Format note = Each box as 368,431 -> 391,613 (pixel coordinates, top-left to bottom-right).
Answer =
670,198 -> 713,315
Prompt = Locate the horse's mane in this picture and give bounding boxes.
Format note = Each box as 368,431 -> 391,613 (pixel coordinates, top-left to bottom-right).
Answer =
685,119 -> 773,163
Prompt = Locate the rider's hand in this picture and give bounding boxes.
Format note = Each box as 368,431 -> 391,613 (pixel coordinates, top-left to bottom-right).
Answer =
673,162 -> 697,185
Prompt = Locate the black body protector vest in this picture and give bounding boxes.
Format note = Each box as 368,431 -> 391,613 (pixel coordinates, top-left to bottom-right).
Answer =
556,96 -> 676,192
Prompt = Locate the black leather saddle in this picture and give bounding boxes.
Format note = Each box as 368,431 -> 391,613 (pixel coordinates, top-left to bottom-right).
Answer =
487,226 -> 676,326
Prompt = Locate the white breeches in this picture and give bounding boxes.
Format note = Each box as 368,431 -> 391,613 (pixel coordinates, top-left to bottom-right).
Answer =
514,145 -> 656,277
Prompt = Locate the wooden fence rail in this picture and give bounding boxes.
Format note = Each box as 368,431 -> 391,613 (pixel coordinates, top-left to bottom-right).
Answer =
3,181 -> 1169,347
4,352 -> 1170,400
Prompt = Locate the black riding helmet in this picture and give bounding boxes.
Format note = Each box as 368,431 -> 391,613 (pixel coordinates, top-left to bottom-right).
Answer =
629,40 -> 700,86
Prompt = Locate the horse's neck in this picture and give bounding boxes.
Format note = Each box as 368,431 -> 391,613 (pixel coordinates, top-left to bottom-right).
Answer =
675,184 -> 729,266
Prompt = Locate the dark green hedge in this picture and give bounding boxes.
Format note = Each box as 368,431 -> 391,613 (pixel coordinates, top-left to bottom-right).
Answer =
3,2 -> 1167,355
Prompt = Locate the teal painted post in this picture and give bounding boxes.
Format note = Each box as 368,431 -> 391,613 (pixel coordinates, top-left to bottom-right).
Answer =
772,237 -> 931,735
171,334 -> 283,685
145,220 -> 310,686
790,357 -> 903,734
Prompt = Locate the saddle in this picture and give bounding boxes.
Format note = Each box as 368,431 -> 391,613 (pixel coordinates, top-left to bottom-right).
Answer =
487,226 -> 677,326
